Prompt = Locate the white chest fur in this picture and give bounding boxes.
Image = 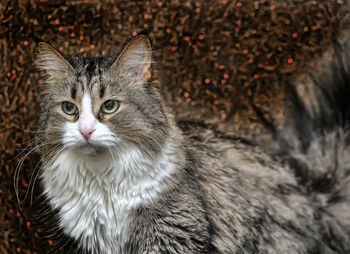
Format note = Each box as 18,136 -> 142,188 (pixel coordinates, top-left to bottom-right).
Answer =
41,141 -> 176,253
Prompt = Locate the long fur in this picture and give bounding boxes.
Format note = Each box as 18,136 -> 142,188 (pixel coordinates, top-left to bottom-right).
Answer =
32,33 -> 350,253
276,30 -> 350,242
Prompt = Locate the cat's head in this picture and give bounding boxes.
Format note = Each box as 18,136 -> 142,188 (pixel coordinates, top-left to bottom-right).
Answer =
36,35 -> 170,159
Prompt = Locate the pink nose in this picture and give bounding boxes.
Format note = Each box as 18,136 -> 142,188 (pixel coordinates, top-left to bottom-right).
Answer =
79,128 -> 95,140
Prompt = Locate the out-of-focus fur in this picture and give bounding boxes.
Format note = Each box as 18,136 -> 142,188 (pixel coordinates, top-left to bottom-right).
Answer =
277,29 -> 350,244
33,32 -> 350,253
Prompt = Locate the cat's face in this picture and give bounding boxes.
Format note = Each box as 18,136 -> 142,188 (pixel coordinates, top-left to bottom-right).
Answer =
36,35 -> 169,158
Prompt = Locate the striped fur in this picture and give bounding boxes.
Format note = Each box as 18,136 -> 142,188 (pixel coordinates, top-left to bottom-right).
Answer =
34,34 -> 350,253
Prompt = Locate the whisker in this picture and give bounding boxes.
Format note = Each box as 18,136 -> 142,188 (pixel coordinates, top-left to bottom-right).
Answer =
116,130 -> 163,151
25,143 -> 63,204
14,135 -> 60,160
30,145 -> 65,205
14,139 -> 61,211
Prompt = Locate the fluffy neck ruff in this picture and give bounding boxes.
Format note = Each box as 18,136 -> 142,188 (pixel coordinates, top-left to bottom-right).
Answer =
41,137 -> 179,253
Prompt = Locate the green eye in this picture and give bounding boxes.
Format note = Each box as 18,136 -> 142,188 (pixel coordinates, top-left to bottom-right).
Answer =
101,100 -> 119,114
62,101 -> 78,115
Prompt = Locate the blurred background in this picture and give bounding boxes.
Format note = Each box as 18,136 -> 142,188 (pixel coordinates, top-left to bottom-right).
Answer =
0,0 -> 349,252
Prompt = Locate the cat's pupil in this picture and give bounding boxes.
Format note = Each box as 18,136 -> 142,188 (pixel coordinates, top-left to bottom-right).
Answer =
101,100 -> 118,114
62,101 -> 77,115
105,100 -> 114,110
66,104 -> 73,111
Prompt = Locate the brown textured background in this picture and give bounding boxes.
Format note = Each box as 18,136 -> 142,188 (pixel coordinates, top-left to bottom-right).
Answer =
0,0 -> 348,252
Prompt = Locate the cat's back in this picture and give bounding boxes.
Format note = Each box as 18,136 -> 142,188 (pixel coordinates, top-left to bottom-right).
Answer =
178,121 -> 348,254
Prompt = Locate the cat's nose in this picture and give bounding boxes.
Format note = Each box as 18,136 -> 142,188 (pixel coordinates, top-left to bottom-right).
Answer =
80,128 -> 95,140
79,114 -> 96,140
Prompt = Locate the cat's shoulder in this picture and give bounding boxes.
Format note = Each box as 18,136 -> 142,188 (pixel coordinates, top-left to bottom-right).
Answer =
177,119 -> 259,154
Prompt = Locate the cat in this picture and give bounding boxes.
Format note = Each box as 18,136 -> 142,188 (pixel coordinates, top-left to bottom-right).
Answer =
32,33 -> 350,253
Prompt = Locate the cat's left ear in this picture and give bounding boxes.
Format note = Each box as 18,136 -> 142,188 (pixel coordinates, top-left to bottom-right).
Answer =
111,35 -> 152,83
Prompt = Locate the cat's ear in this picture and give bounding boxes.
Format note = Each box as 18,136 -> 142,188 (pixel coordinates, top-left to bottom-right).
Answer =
35,42 -> 75,82
111,35 -> 152,83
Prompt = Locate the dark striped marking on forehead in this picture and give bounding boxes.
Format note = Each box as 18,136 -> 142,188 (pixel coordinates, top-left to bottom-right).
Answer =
71,86 -> 77,99
69,56 -> 113,99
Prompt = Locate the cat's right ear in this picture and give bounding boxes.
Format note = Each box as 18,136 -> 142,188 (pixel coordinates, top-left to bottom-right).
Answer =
35,42 -> 75,83
109,35 -> 152,85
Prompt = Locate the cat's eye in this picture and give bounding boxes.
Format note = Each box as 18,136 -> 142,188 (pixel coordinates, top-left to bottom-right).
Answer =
62,101 -> 78,115
101,100 -> 119,114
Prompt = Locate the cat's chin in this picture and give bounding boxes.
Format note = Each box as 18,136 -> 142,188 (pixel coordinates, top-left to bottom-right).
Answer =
73,143 -> 106,156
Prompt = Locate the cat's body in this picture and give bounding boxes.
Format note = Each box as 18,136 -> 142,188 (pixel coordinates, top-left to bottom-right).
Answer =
34,34 -> 350,253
